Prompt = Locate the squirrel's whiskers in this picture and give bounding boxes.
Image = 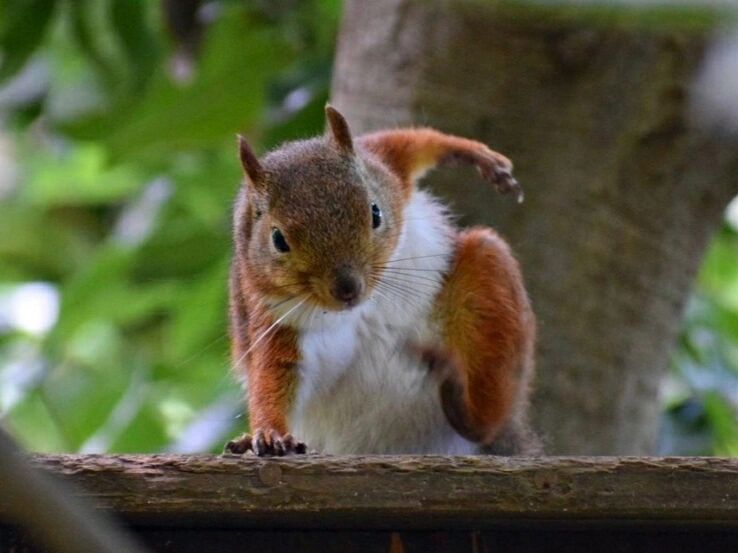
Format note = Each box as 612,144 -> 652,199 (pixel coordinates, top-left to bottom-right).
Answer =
226,105 -> 539,457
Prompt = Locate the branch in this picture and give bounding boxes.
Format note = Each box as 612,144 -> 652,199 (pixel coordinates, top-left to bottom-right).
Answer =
2,454 -> 736,528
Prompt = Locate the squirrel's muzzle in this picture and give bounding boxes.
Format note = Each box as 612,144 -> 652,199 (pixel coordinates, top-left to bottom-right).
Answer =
331,270 -> 364,308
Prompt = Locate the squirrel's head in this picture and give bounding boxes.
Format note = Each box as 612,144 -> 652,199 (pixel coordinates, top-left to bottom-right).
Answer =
235,106 -> 405,312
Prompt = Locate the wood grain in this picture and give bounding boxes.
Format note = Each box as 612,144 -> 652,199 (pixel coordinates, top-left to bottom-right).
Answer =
1,455 -> 737,529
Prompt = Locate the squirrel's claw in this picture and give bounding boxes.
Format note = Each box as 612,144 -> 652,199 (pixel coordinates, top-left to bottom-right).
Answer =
493,169 -> 524,204
223,430 -> 307,457
224,433 -> 252,454
475,150 -> 524,203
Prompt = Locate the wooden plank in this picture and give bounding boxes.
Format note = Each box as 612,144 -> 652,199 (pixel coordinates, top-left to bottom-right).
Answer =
0,455 -> 736,529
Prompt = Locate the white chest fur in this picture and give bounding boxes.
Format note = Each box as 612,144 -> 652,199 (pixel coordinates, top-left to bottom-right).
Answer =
287,191 -> 476,454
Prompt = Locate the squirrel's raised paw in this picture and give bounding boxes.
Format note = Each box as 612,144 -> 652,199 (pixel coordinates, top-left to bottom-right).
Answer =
475,150 -> 524,203
408,342 -> 459,382
224,430 -> 307,457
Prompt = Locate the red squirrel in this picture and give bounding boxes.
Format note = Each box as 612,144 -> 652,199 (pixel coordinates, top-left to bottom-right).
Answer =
225,106 -> 539,456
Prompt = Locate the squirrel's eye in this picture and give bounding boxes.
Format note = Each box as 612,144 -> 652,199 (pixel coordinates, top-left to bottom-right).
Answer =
271,228 -> 290,253
371,203 -> 382,229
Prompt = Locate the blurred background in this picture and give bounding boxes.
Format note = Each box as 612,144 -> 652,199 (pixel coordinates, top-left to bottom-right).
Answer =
0,0 -> 341,454
0,0 -> 737,456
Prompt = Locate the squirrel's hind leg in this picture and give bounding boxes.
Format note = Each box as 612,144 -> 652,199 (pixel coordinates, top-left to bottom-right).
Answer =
421,227 -> 536,448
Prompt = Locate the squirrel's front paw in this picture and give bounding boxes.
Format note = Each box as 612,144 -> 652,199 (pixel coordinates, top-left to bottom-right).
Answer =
409,343 -> 459,382
474,149 -> 523,203
410,344 -> 486,443
224,430 -> 307,457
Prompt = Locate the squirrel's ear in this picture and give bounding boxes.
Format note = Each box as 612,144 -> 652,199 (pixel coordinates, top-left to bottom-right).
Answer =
237,135 -> 264,188
325,104 -> 354,155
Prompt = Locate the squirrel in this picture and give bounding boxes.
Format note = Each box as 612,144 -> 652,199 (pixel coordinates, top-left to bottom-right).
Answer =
225,105 -> 539,456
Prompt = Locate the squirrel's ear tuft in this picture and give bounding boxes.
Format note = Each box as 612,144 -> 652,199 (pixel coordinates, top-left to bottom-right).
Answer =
237,135 -> 264,188
325,104 -> 354,155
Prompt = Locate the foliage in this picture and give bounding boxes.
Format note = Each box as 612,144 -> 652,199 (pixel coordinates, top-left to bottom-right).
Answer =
661,222 -> 738,456
0,0 -> 340,453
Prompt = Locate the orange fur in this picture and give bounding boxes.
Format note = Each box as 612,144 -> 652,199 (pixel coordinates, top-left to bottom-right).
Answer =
359,128 -> 514,199
434,228 -> 535,445
229,263 -> 300,441
245,308 -> 299,434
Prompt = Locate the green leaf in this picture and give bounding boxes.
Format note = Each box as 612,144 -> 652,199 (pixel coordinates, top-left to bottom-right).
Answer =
263,86 -> 328,147
0,205 -> 91,280
67,0 -> 118,87
108,399 -> 168,452
166,257 -> 228,362
60,6 -> 293,161
22,142 -> 145,206
39,356 -> 133,450
131,218 -> 228,281
171,149 -> 241,226
704,393 -> 738,456
5,389 -> 69,452
110,0 -> 160,93
0,0 -> 56,82
46,246 -> 178,353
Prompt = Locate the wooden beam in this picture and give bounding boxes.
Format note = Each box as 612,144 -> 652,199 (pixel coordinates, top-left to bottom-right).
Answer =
1,455 -> 737,529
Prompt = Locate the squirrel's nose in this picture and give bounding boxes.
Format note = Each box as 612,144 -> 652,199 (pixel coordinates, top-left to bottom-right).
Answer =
331,273 -> 364,306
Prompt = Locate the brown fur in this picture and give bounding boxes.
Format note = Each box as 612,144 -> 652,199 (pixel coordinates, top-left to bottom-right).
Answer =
359,128 -> 519,201
236,137 -> 406,310
326,104 -> 354,155
432,228 -> 536,449
228,106 -> 537,455
229,264 -> 300,438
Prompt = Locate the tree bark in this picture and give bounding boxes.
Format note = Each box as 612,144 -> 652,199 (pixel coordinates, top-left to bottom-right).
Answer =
330,0 -> 738,454
6,455 -> 738,552
0,454 -> 736,526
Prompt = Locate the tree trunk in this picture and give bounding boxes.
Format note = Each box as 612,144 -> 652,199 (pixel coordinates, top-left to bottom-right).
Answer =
330,0 -> 738,454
